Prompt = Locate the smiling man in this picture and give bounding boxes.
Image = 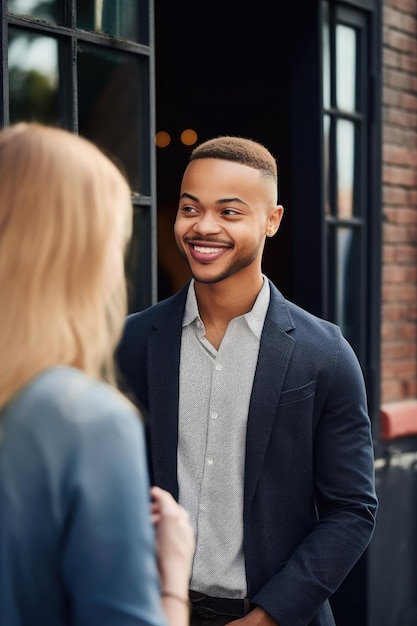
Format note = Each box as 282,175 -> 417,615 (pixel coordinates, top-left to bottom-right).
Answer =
117,136 -> 378,626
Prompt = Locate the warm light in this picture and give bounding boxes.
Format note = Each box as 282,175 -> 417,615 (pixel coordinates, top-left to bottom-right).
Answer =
155,131 -> 171,148
181,129 -> 198,146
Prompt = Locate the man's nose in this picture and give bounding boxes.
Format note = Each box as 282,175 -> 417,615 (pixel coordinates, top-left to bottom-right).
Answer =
192,213 -> 221,234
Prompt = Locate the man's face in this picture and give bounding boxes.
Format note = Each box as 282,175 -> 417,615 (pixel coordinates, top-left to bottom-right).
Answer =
174,158 -> 282,285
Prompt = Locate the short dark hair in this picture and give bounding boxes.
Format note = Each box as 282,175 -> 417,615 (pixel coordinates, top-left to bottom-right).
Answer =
189,136 -> 278,184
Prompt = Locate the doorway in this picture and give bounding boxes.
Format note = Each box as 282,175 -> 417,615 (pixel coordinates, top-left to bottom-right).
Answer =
154,0 -> 294,301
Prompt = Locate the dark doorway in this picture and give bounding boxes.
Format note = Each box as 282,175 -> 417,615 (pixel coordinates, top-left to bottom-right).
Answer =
154,0 -> 294,302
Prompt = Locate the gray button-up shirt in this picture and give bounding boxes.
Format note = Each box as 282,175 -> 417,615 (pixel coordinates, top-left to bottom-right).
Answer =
178,278 -> 270,598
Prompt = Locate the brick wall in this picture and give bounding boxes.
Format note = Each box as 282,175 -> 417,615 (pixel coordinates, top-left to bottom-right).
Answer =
381,0 -> 417,403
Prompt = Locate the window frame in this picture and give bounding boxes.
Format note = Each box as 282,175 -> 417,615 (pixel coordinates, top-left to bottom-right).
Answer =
321,0 -> 382,426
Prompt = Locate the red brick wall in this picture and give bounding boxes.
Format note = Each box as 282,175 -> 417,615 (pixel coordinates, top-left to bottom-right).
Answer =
381,0 -> 417,403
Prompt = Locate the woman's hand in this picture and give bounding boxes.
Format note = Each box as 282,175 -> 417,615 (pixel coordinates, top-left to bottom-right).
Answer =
150,485 -> 195,596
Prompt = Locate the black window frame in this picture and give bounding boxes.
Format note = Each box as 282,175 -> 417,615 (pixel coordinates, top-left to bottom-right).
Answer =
322,0 -> 382,427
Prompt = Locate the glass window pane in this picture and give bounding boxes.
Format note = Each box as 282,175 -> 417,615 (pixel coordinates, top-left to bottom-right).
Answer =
336,24 -> 356,112
8,28 -> 60,125
77,0 -> 149,45
126,204 -> 152,312
336,227 -> 361,352
322,1 -> 331,110
336,119 -> 354,218
8,0 -> 60,24
77,43 -> 150,195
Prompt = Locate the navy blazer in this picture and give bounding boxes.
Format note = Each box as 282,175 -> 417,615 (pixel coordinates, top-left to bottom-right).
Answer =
117,280 -> 378,626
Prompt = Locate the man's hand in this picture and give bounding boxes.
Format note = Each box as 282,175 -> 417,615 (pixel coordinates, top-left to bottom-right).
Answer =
232,606 -> 278,626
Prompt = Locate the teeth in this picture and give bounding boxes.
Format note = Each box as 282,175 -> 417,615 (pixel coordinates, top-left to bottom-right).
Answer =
194,245 -> 223,254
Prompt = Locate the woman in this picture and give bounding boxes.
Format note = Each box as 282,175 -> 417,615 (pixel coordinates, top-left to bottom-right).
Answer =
0,123 -> 194,626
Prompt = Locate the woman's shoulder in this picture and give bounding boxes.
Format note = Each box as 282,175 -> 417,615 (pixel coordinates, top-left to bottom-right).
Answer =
3,366 -> 141,435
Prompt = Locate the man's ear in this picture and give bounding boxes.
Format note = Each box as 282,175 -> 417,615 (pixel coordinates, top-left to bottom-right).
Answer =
266,205 -> 284,237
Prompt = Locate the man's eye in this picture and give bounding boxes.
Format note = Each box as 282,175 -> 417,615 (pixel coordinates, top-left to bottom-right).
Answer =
223,209 -> 239,216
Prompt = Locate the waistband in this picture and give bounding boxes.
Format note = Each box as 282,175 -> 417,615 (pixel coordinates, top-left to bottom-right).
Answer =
189,590 -> 250,619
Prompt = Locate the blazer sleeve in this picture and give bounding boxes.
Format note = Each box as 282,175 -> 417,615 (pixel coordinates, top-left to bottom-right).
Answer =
251,329 -> 377,626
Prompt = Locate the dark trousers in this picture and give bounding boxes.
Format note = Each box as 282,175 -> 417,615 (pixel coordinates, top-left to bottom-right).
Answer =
190,614 -> 239,626
189,591 -> 250,626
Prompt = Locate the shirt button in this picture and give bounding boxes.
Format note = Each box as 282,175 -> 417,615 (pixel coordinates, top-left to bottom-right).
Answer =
206,458 -> 213,465
215,363 -> 222,371
211,411 -> 218,419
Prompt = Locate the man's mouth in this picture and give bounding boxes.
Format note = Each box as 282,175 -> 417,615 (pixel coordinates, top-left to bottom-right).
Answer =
193,245 -> 224,254
186,241 -> 231,262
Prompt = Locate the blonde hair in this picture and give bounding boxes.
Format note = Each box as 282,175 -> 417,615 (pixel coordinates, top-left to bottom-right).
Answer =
0,123 -> 133,408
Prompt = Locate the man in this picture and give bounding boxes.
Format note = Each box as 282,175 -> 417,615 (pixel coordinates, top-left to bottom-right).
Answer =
117,136 -> 378,626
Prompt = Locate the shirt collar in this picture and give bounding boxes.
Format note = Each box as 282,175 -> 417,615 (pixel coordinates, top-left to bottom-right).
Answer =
183,277 -> 270,340
183,280 -> 200,327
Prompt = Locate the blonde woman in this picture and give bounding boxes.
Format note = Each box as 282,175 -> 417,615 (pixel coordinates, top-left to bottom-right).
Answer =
0,123 -> 194,626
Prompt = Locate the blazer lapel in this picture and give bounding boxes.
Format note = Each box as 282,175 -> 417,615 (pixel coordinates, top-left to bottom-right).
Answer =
147,287 -> 188,497
245,284 -> 296,507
